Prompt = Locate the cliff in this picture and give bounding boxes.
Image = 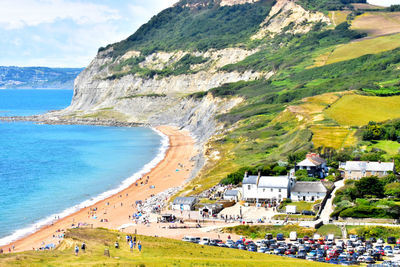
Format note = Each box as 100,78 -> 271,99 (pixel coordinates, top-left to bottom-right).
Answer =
63,0 -> 329,142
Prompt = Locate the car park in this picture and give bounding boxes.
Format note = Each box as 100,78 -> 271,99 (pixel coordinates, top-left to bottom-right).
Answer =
189,233 -> 400,265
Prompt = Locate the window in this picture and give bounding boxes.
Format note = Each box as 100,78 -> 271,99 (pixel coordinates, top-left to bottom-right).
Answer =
278,189 -> 281,193
263,189 -> 265,192
279,194 -> 281,199
270,188 -> 273,192
248,185 -> 250,190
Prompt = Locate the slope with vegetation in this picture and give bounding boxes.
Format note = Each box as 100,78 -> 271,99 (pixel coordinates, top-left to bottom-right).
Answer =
67,0 -> 400,196
0,228 -> 328,266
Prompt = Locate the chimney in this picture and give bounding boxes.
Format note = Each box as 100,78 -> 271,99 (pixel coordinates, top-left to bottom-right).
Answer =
379,160 -> 381,164
244,171 -> 248,178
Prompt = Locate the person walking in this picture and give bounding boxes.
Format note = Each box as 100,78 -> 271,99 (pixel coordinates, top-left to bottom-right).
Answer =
138,241 -> 142,252
74,245 -> 79,256
114,241 -> 119,249
81,242 -> 86,253
129,240 -> 134,252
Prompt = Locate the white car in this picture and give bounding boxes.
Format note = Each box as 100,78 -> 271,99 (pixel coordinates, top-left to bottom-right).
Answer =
387,251 -> 395,257
394,246 -> 400,254
255,240 -> 263,247
377,238 -> 385,244
349,235 -> 358,242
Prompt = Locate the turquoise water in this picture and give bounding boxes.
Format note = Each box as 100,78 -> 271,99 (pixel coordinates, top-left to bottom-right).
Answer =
0,90 -> 165,245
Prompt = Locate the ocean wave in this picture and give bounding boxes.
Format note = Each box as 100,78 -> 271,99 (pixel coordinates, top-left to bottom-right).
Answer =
0,127 -> 169,247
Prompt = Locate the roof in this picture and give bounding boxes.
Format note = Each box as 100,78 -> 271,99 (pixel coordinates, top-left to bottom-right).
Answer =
291,182 -> 327,193
258,176 -> 289,188
344,161 -> 395,172
297,153 -> 326,167
173,197 -> 197,205
224,190 -> 239,196
242,175 -> 258,185
202,203 -> 223,209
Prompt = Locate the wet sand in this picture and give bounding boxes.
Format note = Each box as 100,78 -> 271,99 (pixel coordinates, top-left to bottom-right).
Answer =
1,125 -> 197,252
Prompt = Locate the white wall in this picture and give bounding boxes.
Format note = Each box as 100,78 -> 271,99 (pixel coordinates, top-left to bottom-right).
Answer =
291,192 -> 326,202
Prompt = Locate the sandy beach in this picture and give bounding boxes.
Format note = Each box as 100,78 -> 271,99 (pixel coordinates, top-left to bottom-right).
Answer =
1,125 -> 198,253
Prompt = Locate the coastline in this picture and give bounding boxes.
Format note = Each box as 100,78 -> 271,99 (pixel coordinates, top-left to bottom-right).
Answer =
0,125 -> 197,253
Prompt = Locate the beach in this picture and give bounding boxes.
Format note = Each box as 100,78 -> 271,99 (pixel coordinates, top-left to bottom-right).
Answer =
1,125 -> 197,253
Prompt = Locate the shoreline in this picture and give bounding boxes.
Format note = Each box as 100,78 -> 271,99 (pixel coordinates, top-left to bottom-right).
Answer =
0,125 -> 197,253
0,126 -> 169,247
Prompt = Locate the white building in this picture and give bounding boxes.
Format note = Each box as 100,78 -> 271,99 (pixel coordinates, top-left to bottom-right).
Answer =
242,173 -> 293,203
291,181 -> 327,202
223,189 -> 241,202
172,197 -> 198,211
340,161 -> 395,180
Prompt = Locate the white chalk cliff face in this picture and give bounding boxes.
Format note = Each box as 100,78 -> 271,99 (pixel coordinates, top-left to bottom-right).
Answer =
252,0 -> 331,39
65,45 -> 268,140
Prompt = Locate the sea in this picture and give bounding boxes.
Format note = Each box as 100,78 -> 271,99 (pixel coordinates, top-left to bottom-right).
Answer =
0,89 -> 167,246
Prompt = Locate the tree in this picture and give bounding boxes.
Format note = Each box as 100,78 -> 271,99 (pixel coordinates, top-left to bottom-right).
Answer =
272,166 -> 287,175
384,182 -> 400,198
362,121 -> 385,141
355,176 -> 384,198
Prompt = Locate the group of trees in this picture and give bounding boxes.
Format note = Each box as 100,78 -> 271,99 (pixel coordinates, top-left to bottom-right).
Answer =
332,175 -> 400,218
362,120 -> 400,142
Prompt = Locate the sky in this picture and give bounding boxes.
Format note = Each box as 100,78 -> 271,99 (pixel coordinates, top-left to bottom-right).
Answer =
0,0 -> 178,68
0,0 -> 399,68
368,0 -> 400,6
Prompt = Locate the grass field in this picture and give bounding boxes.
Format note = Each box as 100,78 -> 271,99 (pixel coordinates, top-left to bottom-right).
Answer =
346,225 -> 400,239
351,12 -> 400,37
367,140 -> 400,157
0,228 -> 330,267
224,225 -> 316,239
314,33 -> 400,66
280,201 -> 318,212
316,225 -> 342,238
328,11 -> 351,26
324,94 -> 400,126
311,126 -> 357,149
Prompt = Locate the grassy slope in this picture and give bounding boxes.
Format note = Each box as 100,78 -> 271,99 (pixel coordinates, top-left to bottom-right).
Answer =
0,228 -> 329,267
366,140 -> 400,158
314,33 -> 400,67
351,12 -> 400,37
324,95 -> 400,126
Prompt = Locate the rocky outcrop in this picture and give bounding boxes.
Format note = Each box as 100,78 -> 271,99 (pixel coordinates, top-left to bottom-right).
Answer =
220,0 -> 260,6
252,0 -> 331,39
63,46 -> 266,143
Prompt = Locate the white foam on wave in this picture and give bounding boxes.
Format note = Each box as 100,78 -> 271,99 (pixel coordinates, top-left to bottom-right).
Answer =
0,127 -> 169,247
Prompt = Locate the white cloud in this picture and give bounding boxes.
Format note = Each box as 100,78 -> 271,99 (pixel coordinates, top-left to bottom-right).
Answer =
0,0 -> 180,67
0,0 -> 120,29
368,0 -> 400,6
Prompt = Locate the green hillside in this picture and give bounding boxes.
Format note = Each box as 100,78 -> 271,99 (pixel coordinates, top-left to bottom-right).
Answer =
101,0 -> 275,57
96,0 -> 400,195
0,228 -> 329,266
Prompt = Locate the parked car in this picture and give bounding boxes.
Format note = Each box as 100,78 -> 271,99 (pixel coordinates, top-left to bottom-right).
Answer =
301,210 -> 315,216
369,237 -> 377,243
290,232 -> 297,241
349,235 -> 358,242
377,238 -> 385,245
387,236 -> 396,244
276,233 -> 284,241
265,233 -> 273,240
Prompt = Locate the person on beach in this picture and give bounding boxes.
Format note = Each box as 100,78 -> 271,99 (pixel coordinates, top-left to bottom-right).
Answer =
74,245 -> 79,256
115,241 -> 119,249
81,242 -> 86,253
138,241 -> 142,252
